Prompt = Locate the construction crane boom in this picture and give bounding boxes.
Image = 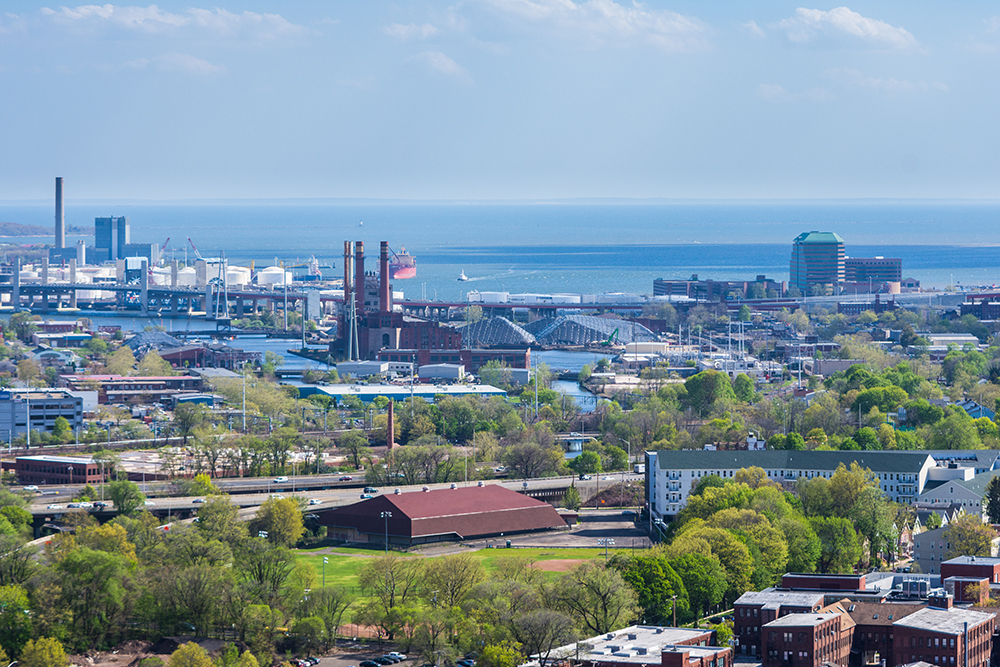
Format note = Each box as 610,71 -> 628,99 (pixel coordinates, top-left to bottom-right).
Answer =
187,237 -> 204,260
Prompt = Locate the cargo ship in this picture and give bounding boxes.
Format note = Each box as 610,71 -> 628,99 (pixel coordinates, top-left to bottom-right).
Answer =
390,246 -> 416,279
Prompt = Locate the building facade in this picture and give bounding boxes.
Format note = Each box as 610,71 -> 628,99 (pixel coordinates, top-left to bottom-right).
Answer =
0,389 -> 84,437
94,216 -> 130,263
790,231 -> 845,295
15,454 -> 106,485
892,604 -> 994,667
845,257 -> 903,283
734,590 -> 825,657
762,604 -> 855,667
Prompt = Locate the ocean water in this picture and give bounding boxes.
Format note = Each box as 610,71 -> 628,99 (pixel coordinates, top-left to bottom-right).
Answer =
3,200 -> 1000,300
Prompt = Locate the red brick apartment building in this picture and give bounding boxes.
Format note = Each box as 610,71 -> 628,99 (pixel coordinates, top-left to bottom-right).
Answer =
849,601 -> 927,667
735,591 -> 825,657
892,598 -> 994,667
940,556 -> 1000,584
762,600 -> 855,667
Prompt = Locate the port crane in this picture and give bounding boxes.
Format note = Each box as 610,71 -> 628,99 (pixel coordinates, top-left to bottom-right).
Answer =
157,237 -> 170,266
187,237 -> 204,261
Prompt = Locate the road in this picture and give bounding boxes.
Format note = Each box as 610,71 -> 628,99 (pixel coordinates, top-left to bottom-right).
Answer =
27,472 -> 645,517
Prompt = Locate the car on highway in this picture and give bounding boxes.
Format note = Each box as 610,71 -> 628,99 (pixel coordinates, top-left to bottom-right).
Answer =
363,486 -> 379,494
578,474 -> 592,481
602,475 -> 614,480
308,498 -> 322,505
144,500 -> 155,506
22,485 -> 39,492
92,502 -> 107,509
192,498 -> 206,504
274,476 -> 289,483
338,475 -> 354,481
360,493 -> 373,499
47,504 -> 64,510
67,502 -> 83,508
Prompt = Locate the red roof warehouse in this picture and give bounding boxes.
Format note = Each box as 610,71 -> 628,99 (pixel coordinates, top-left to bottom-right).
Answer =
318,485 -> 568,546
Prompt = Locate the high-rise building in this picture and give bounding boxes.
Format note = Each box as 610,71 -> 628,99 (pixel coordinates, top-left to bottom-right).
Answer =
94,216 -> 130,262
789,231 -> 845,295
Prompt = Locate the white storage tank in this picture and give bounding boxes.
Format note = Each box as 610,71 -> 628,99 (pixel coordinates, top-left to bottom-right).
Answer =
151,267 -> 172,286
258,266 -> 290,286
227,266 -> 252,287
177,267 -> 197,287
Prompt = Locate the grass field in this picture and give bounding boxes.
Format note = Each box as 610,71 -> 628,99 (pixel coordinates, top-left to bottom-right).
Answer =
295,546 -> 629,590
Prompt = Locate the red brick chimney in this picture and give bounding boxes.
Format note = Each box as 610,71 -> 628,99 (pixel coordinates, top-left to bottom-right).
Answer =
387,400 -> 395,449
662,649 -> 689,667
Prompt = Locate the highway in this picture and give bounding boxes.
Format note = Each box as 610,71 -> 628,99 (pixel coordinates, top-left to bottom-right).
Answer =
27,472 -> 645,518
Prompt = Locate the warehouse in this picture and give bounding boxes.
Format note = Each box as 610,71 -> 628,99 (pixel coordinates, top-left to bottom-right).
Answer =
318,484 -> 567,546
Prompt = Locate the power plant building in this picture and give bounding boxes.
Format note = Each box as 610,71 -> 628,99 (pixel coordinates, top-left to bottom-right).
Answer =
789,231 -> 845,295
94,216 -> 130,263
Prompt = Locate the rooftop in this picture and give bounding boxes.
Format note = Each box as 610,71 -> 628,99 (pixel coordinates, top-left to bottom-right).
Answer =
735,589 -> 825,610
793,231 -> 845,245
846,601 -> 927,627
537,626 -> 720,665
893,607 -> 994,634
942,556 -> 1000,567
17,454 -> 94,464
765,614 -> 837,628
656,450 -> 934,474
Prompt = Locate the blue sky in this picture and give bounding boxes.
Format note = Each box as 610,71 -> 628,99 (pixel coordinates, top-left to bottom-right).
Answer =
1,1 -> 999,200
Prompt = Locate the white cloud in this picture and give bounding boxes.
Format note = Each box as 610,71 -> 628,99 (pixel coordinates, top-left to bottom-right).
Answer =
755,82 -> 833,103
126,52 -> 224,74
987,16 -> 1000,33
39,4 -> 307,39
412,51 -> 472,84
483,0 -> 710,52
777,7 -> 917,50
966,37 -> 998,55
825,68 -> 947,93
742,20 -> 766,39
383,23 -> 439,40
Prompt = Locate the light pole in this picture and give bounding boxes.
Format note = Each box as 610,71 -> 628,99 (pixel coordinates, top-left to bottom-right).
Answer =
323,556 -> 328,586
381,510 -> 392,553
672,594 -> 677,627
598,538 -> 615,561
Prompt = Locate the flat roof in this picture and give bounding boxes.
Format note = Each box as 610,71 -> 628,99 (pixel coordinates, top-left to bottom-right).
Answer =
536,626 -> 717,664
765,614 -> 837,628
893,607 -> 994,634
942,556 -> 1000,567
735,590 -> 825,610
17,454 -> 94,464
656,450 -> 934,474
304,383 -> 506,402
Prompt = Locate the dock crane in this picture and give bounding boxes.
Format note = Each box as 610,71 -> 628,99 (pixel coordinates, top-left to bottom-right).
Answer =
157,237 -> 170,266
187,237 -> 204,261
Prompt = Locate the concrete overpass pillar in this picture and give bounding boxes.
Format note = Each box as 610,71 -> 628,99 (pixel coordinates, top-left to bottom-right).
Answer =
236,297 -> 245,317
69,259 -> 77,309
171,260 -> 178,288
140,259 -> 149,316
41,257 -> 48,285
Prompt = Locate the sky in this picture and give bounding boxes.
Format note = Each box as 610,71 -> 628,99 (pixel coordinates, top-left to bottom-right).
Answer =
1,1 -> 1000,201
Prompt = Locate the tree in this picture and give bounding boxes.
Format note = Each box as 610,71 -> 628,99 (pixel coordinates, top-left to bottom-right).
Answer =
733,374 -> 754,403
549,562 -> 638,635
358,553 -> 422,612
512,610 -> 577,663
106,346 -> 137,376
168,642 -> 213,667
925,512 -> 943,530
562,485 -> 582,511
197,496 -> 249,546
684,370 -> 736,415
811,517 -> 862,573
829,462 -> 878,518
19,637 -> 68,667
945,515 -> 997,559
569,450 -> 602,475
479,641 -> 526,667
292,616 -> 326,655
108,479 -> 146,516
668,552 -> 726,619
851,486 -> 895,565
174,403 -> 210,445
137,351 -> 175,376
423,553 -> 485,608
299,586 -> 354,648
987,476 -> 1000,524
612,551 -> 688,624
0,584 -> 32,657
250,497 -> 304,547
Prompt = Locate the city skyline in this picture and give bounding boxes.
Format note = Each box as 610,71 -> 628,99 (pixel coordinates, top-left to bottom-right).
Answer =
1,2 -> 1000,201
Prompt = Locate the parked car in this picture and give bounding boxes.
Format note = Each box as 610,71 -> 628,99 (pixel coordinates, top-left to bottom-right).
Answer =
389,653 -> 407,660
339,475 -> 354,481
308,498 -> 322,505
621,510 -> 637,516
360,661 -> 380,667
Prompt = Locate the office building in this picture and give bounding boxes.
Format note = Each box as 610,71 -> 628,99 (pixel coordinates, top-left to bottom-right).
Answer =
790,231 -> 845,295
14,454 -> 106,485
0,389 -> 84,437
845,256 -> 903,283
94,216 -> 130,263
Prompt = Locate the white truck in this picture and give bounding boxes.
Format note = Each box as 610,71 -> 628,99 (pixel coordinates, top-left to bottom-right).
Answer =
633,463 -> 646,474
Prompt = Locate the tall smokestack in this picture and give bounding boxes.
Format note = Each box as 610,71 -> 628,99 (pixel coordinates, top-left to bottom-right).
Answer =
354,241 -> 365,317
343,241 -> 353,304
55,177 -> 65,249
380,241 -> 391,314
387,401 -> 395,449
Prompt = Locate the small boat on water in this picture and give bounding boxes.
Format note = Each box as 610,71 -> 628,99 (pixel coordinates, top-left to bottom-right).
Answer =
458,270 -> 469,282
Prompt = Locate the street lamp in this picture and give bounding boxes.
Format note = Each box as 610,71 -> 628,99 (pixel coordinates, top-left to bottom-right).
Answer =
598,538 -> 615,561
381,510 -> 392,553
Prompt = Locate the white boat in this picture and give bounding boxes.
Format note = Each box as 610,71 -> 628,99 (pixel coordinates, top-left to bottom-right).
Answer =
458,270 -> 469,282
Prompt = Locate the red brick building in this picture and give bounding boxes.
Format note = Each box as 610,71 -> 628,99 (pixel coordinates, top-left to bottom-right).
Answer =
15,454 -> 106,485
892,602 -> 994,667
848,601 -> 928,667
940,557 -> 1000,584
762,600 -> 855,667
780,573 -> 866,591
530,626 -> 731,667
735,591 -> 825,658
661,646 -> 731,667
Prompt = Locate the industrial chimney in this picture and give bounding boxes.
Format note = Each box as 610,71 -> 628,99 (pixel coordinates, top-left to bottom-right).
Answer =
379,241 -> 391,314
354,241 -> 365,317
55,177 -> 65,249
343,241 -> 353,305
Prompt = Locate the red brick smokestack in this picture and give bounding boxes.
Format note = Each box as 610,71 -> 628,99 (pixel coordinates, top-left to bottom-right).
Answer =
387,400 -> 395,449
380,241 -> 391,314
343,241 -> 352,306
354,241 -> 365,317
